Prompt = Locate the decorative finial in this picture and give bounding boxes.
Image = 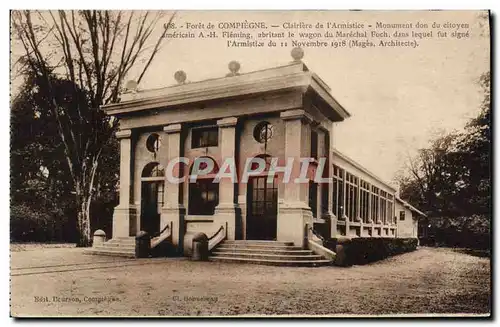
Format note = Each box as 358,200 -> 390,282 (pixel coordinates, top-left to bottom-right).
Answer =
291,47 -> 304,62
227,61 -> 241,77
174,70 -> 187,84
124,80 -> 138,92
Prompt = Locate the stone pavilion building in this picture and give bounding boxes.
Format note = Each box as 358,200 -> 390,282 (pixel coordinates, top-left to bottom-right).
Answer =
90,49 -> 425,266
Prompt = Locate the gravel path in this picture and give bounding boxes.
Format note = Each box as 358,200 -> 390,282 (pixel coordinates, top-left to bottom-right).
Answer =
10,246 -> 490,317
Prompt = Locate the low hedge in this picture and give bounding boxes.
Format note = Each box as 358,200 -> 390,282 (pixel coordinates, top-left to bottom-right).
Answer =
326,237 -> 418,266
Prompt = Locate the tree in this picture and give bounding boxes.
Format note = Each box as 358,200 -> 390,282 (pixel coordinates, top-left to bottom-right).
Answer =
11,10 -> 174,246
399,72 -> 490,217
11,70 -> 78,241
397,72 -> 491,248
454,72 -> 491,216
398,133 -> 458,217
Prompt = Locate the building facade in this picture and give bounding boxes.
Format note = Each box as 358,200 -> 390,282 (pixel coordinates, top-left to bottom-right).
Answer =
101,55 -> 424,255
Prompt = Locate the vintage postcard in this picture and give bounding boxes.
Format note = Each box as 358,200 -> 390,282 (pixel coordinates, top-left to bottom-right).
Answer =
10,10 -> 491,317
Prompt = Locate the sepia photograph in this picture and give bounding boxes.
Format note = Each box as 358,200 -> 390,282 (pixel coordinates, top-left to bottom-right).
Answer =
9,9 -> 491,318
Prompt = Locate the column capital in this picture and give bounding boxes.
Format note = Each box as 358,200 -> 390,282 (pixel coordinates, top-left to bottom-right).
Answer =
316,124 -> 330,133
217,116 -> 238,128
115,129 -> 132,139
280,109 -> 313,123
164,123 -> 182,134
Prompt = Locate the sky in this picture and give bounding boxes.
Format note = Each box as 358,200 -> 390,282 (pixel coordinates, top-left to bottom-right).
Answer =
126,10 -> 489,185
11,10 -> 490,186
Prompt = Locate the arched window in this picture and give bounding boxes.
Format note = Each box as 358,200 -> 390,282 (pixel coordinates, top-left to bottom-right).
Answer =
188,157 -> 219,215
142,162 -> 164,178
248,154 -> 272,173
140,162 -> 164,234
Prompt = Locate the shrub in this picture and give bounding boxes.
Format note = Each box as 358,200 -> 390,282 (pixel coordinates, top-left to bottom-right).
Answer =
422,215 -> 490,250
329,237 -> 418,266
10,203 -> 67,242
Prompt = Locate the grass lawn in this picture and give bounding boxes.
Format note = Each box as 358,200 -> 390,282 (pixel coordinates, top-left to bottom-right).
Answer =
10,246 -> 490,317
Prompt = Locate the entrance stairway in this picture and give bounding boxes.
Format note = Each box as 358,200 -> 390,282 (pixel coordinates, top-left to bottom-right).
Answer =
209,240 -> 332,267
85,237 -> 136,258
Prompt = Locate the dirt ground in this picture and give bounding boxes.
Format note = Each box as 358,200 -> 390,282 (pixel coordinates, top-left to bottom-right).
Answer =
10,246 -> 491,317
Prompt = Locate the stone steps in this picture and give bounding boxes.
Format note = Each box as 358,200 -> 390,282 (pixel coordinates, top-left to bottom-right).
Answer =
98,245 -> 136,250
85,238 -> 136,258
84,248 -> 136,258
93,245 -> 136,251
210,240 -> 332,267
212,251 -> 323,261
223,240 -> 295,246
96,242 -> 135,248
109,238 -> 135,245
217,244 -> 304,251
215,247 -> 315,255
209,256 -> 331,267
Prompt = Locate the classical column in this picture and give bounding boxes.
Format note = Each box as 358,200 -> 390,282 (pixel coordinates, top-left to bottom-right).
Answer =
214,117 -> 239,240
161,123 -> 185,250
112,129 -> 138,238
278,109 -> 313,248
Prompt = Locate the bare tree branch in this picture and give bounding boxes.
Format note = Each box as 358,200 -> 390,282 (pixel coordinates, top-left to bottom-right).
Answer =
11,10 -> 174,246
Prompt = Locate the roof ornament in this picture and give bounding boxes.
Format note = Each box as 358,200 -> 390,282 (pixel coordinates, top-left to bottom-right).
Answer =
174,70 -> 187,84
291,47 -> 305,62
124,80 -> 138,93
226,60 -> 241,77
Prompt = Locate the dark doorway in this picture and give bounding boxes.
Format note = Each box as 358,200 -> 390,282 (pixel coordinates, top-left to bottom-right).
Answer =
140,181 -> 163,235
246,176 -> 278,240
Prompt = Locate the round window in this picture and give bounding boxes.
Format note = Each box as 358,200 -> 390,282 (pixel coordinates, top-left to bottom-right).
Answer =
146,133 -> 161,153
253,122 -> 274,144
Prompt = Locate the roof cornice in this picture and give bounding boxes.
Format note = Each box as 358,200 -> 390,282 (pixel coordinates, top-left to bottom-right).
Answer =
101,62 -> 351,121
332,148 -> 397,192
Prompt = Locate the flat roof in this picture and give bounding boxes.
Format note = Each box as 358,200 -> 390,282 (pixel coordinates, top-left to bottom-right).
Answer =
101,61 -> 351,121
332,148 -> 426,216
332,148 -> 397,192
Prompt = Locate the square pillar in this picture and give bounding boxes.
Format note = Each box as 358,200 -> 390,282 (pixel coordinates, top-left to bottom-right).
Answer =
319,126 -> 337,239
326,124 -> 339,238
112,129 -> 138,238
341,169 -> 349,228
214,117 -> 239,240
355,177 -> 362,223
278,109 -> 314,248
377,194 -> 382,224
237,195 -> 247,240
314,127 -> 323,221
161,123 -> 185,250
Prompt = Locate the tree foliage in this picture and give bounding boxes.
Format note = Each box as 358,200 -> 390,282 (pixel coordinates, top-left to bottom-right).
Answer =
11,10 -> 172,246
11,70 -> 80,241
397,72 -> 491,247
